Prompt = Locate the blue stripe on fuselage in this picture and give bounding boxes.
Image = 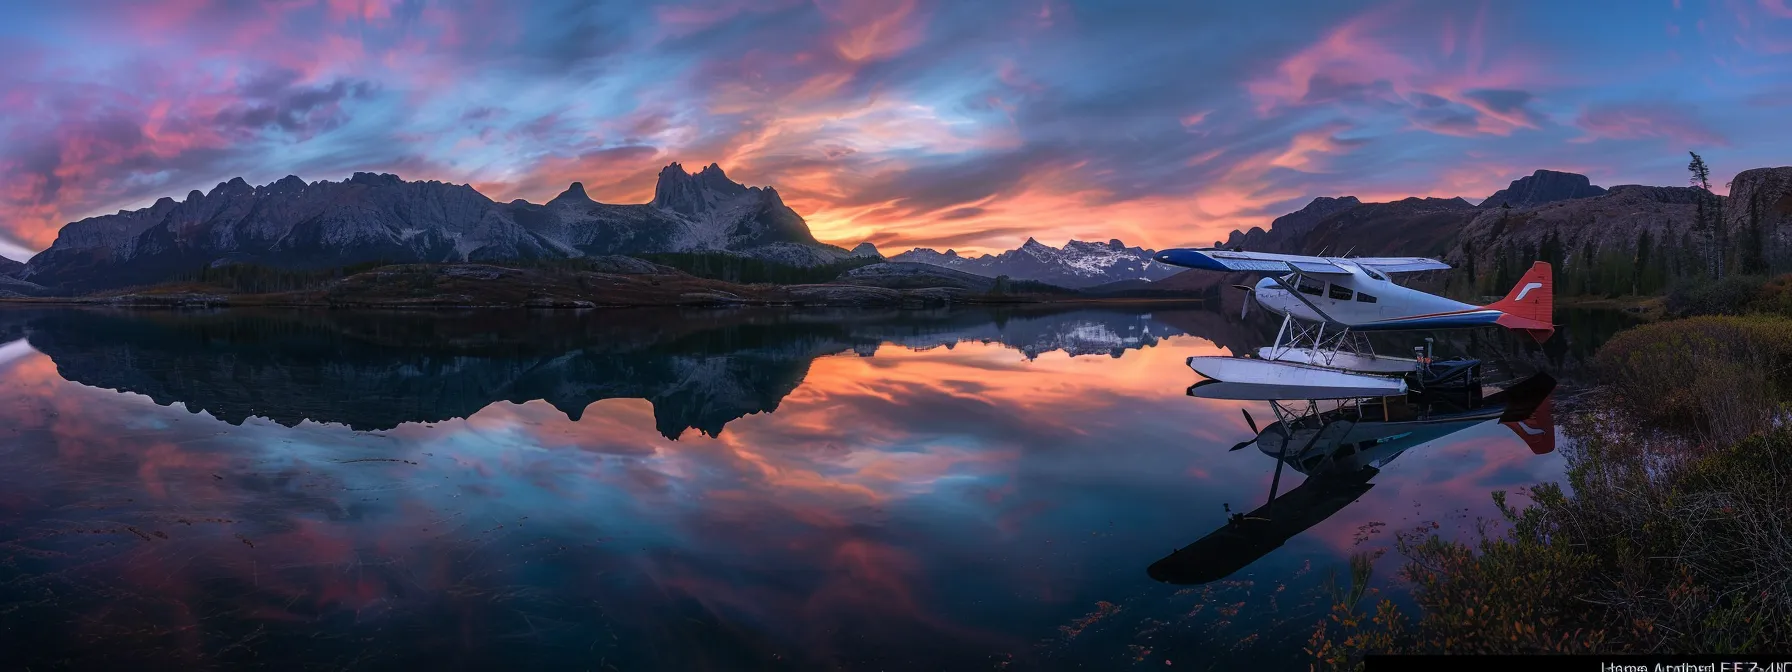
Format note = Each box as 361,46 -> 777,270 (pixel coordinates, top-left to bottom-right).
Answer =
1353,310 -> 1503,331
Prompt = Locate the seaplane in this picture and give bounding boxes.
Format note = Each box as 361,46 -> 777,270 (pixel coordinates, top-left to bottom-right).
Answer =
1146,372 -> 1557,585
1152,247 -> 1556,396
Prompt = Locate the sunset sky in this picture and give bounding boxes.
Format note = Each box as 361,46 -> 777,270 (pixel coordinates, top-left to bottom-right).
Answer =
1,0 -> 1789,263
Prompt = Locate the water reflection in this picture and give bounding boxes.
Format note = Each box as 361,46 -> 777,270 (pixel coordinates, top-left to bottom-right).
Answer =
1150,374 -> 1556,585
0,306 -> 1575,670
4,307 -> 1203,438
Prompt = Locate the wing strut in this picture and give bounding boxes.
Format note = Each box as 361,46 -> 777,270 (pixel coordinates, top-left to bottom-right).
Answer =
1269,273 -> 1346,327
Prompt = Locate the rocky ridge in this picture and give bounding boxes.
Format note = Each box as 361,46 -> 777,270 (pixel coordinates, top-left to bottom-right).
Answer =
21,163 -> 852,291
1478,169 -> 1608,209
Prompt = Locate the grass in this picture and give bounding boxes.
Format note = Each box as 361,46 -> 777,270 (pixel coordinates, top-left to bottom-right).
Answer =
1308,313 -> 1792,668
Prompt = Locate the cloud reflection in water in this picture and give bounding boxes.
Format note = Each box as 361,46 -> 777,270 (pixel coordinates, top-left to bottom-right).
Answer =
0,307 -> 1564,669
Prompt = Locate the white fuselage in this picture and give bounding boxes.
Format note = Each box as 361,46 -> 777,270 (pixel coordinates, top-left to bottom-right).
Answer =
1251,261 -> 1475,326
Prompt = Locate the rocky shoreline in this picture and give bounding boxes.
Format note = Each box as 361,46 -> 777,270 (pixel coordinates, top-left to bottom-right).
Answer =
0,262 -> 1205,310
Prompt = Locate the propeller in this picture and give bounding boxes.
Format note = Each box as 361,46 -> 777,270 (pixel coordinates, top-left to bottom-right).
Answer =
1231,284 -> 1256,320
1227,408 -> 1260,451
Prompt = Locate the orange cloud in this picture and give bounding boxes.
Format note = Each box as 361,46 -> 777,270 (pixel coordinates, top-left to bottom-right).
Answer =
817,0 -> 929,63
801,123 -> 1374,255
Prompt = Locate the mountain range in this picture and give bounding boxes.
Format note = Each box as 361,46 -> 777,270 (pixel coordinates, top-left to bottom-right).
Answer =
11,163 -> 854,291
9,162 -> 1792,298
888,238 -> 1182,288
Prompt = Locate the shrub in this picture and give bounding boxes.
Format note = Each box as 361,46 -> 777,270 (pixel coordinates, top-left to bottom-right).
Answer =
1593,315 -> 1792,444
1310,425 -> 1792,668
1748,274 -> 1792,316
1663,274 -> 1767,318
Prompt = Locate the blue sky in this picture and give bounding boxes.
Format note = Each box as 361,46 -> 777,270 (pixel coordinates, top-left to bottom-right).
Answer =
0,0 -> 1788,262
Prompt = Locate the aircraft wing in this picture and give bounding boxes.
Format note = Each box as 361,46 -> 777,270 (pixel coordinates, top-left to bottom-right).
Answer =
1352,257 -> 1451,273
1153,249 -> 1351,274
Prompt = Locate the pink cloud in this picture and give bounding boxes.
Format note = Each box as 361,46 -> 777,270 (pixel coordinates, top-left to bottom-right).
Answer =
1247,4 -> 1545,138
1180,110 -> 1212,132
325,0 -> 395,23
1572,103 -> 1730,146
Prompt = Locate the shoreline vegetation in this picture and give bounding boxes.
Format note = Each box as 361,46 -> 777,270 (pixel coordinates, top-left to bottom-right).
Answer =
0,254 -> 1218,310
1310,274 -> 1792,666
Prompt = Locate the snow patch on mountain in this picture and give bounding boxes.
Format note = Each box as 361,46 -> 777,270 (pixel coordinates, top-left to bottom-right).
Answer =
889,237 -> 1180,288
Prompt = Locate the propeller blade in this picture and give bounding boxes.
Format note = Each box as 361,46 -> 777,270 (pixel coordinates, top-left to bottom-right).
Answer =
1230,285 -> 1255,319
1241,408 -> 1259,434
1228,439 -> 1255,452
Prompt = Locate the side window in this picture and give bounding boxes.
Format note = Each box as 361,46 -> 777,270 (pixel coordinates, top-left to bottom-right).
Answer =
1328,284 -> 1354,301
1357,292 -> 1378,303
1297,277 -> 1324,296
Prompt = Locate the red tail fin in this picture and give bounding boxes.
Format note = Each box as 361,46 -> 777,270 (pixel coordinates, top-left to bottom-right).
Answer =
1488,261 -> 1554,343
1502,397 -> 1555,455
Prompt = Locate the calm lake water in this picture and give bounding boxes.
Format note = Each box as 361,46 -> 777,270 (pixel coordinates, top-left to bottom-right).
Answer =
0,305 -> 1630,670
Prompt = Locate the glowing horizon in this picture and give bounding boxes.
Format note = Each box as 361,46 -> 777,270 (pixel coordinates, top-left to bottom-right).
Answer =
2,0 -> 1789,264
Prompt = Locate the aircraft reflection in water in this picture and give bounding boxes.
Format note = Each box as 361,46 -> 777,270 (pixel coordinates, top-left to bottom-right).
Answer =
1148,373 -> 1557,585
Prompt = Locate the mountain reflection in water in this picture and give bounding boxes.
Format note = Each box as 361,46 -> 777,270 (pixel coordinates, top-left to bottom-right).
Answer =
0,306 -> 1588,670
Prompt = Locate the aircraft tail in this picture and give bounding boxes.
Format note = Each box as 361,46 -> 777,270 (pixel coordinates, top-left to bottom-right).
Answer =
1487,262 -> 1555,343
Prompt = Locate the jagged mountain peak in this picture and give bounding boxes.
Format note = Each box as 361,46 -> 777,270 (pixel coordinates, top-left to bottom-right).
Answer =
551,181 -> 591,204
652,161 -> 756,216
264,175 -> 307,194
850,242 -> 883,258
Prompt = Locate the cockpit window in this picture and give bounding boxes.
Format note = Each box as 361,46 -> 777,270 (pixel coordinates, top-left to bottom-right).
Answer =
1297,277 -> 1324,296
1356,292 -> 1378,303
1363,268 -> 1387,281
1328,284 -> 1354,301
